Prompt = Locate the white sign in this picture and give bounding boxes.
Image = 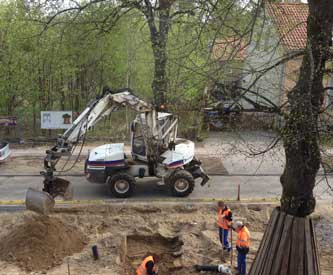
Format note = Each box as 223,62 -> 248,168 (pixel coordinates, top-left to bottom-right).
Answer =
41,111 -> 73,129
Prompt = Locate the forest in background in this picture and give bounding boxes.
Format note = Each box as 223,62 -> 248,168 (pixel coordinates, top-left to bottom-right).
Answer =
0,0 -> 253,140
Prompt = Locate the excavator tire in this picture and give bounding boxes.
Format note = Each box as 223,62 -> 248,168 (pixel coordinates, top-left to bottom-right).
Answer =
107,173 -> 135,198
169,170 -> 195,197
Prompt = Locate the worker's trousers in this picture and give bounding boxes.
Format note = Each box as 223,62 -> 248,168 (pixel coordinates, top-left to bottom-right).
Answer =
237,252 -> 247,275
219,227 -> 231,250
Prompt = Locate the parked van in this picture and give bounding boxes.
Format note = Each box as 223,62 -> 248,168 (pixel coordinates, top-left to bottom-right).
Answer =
0,141 -> 10,162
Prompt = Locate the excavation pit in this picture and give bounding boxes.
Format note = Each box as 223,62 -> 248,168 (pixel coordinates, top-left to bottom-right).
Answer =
124,234 -> 184,274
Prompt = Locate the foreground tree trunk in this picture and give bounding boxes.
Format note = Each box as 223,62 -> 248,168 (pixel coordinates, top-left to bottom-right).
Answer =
250,1 -> 333,274
280,0 -> 333,217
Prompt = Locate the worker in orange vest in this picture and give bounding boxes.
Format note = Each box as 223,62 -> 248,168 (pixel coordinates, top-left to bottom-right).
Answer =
136,255 -> 159,275
217,201 -> 232,252
234,221 -> 250,275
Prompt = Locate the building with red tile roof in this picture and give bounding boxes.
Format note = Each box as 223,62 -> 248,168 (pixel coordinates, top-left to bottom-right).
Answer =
239,1 -> 311,126
241,1 -> 332,126
206,38 -> 247,112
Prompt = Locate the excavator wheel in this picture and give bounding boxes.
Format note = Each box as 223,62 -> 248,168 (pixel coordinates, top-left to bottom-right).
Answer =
107,173 -> 135,198
169,170 -> 195,197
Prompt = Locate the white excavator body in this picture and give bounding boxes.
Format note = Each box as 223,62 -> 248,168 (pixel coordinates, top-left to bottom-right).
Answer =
25,88 -> 209,214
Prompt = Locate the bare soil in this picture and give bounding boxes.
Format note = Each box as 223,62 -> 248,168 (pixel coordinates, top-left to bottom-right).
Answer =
0,202 -> 331,275
0,156 -> 84,174
0,215 -> 87,272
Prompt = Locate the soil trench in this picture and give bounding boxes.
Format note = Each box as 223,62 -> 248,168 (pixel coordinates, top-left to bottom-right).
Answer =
0,203 -> 331,275
126,234 -> 184,274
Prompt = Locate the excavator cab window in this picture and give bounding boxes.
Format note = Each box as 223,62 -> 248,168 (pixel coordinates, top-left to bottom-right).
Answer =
131,122 -> 146,157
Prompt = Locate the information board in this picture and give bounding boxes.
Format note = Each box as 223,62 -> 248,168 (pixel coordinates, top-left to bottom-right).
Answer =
41,111 -> 73,129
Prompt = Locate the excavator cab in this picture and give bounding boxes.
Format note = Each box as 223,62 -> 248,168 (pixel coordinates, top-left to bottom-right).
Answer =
131,121 -> 147,160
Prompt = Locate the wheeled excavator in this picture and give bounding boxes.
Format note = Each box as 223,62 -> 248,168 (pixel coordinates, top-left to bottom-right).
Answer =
25,88 -> 210,214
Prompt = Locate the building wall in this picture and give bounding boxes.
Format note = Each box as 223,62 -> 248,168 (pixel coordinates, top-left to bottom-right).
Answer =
241,14 -> 286,111
281,57 -> 332,108
241,5 -> 333,128
280,57 -> 303,107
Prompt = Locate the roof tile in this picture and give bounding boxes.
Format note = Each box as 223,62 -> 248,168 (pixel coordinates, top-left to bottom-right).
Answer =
212,39 -> 246,61
266,3 -> 308,51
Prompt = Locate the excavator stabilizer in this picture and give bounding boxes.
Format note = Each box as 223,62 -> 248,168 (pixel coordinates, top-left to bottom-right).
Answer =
25,178 -> 73,214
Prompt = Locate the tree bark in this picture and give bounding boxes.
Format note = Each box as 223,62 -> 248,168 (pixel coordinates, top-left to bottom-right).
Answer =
152,40 -> 168,107
280,0 -> 333,217
141,0 -> 174,106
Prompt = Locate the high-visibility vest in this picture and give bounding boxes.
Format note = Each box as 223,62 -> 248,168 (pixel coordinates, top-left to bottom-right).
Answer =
218,208 -> 231,230
136,256 -> 157,275
236,226 -> 250,248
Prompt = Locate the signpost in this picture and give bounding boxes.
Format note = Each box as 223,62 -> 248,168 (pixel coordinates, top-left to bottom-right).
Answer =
41,111 -> 73,129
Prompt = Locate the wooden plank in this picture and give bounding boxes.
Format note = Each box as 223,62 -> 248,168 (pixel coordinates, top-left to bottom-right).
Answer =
289,216 -> 302,275
271,214 -> 294,275
310,218 -> 321,275
249,208 -> 280,275
288,217 -> 297,275
280,231 -> 292,275
305,217 -> 315,274
296,217 -> 305,275
248,208 -> 277,274
262,211 -> 286,275
258,208 -> 282,275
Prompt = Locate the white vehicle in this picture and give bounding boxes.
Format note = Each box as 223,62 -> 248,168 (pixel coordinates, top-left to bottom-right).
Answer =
26,88 -> 209,214
0,141 -> 10,162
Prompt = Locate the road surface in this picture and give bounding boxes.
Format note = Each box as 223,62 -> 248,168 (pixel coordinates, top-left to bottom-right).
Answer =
2,132 -> 333,203
0,175 -> 332,203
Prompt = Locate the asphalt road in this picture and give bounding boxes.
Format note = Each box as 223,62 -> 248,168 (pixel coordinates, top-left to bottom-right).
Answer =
0,175 -> 332,202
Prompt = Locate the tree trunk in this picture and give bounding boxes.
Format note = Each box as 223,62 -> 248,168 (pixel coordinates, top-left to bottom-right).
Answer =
143,0 -> 173,107
152,43 -> 168,106
250,2 -> 332,273
280,0 -> 333,217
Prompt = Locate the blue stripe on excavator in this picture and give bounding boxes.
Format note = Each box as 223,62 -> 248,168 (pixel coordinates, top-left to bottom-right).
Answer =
87,159 -> 125,166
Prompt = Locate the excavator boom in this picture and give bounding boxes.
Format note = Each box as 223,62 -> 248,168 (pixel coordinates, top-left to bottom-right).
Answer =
26,88 -> 156,214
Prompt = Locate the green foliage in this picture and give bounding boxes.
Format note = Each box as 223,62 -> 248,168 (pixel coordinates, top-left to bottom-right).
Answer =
0,0 -> 252,138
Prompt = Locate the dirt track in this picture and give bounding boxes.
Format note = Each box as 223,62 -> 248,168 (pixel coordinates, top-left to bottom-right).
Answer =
0,202 -> 332,275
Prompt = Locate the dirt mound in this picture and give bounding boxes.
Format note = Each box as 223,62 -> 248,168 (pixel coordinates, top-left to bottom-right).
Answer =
0,215 -> 87,272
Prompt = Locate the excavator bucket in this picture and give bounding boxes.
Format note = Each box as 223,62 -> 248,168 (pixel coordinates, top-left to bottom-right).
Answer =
25,178 -> 73,215
25,188 -> 55,215
48,177 -> 74,201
